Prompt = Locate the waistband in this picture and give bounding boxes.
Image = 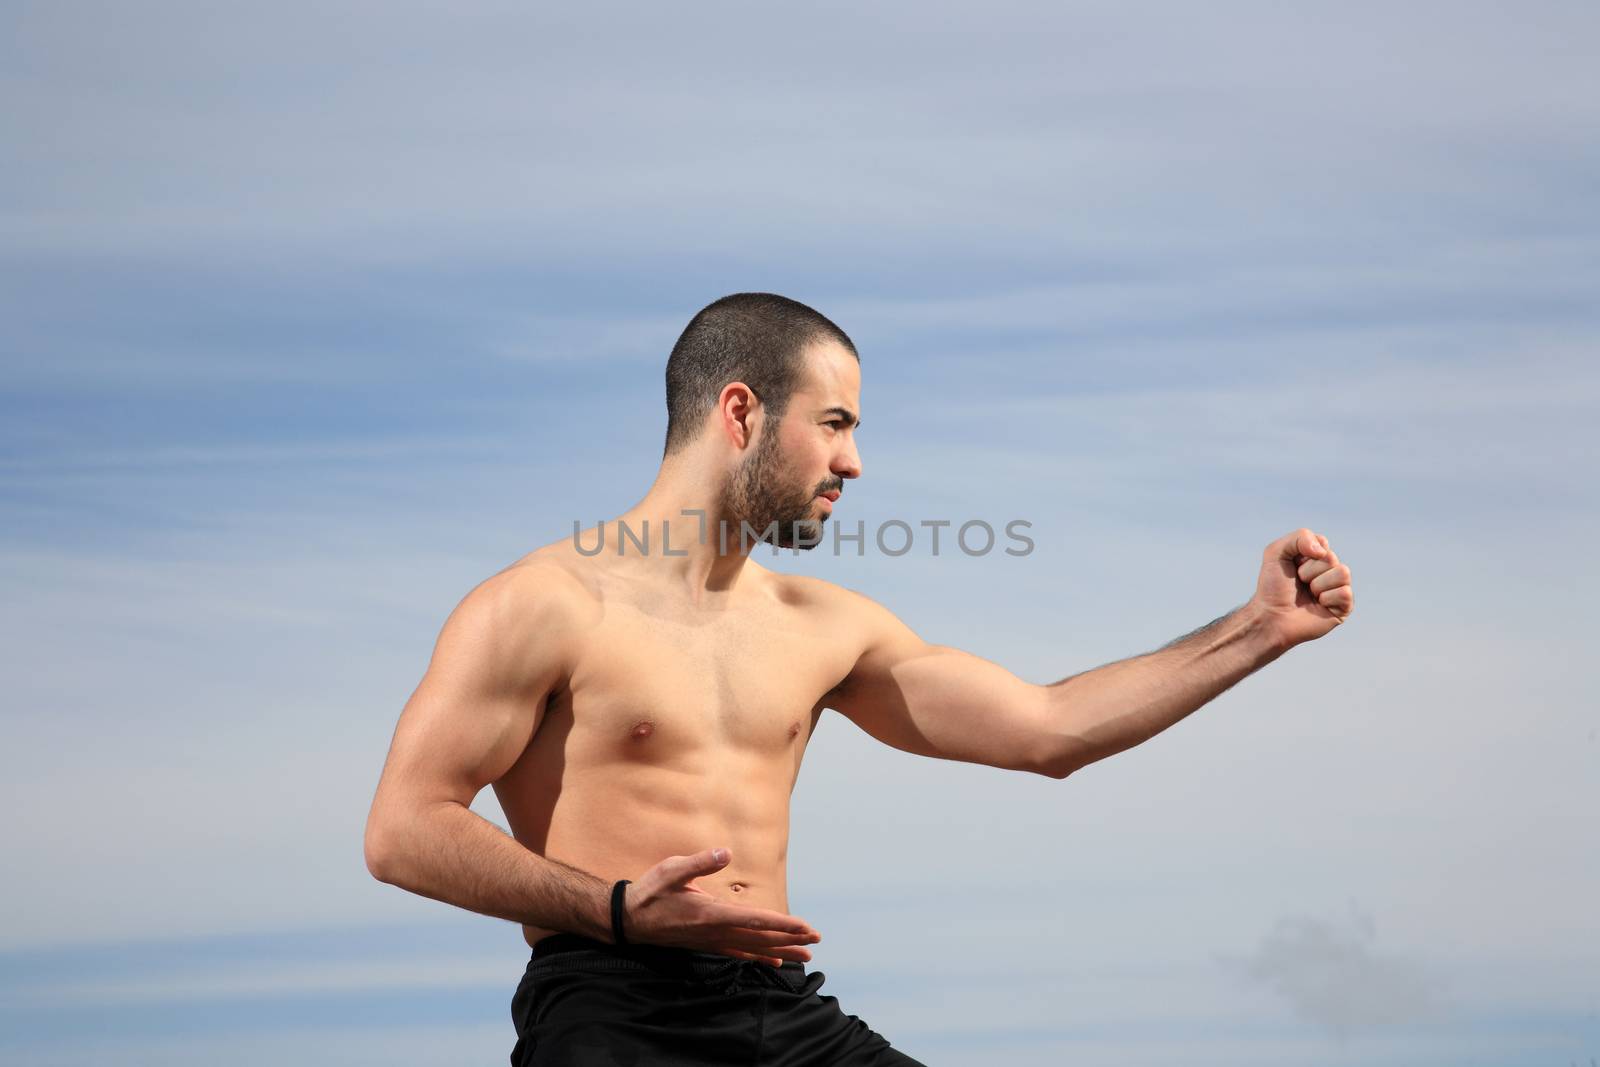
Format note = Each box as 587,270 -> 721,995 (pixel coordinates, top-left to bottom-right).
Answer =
528,932 -> 810,994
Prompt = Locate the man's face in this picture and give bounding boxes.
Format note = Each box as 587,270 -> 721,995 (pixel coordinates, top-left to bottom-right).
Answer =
725,341 -> 863,551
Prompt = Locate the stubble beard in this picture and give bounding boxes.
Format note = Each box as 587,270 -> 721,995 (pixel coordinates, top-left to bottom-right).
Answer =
724,426 -> 828,551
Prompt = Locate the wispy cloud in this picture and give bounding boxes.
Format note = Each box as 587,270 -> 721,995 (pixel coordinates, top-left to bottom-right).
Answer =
1219,903 -> 1444,1041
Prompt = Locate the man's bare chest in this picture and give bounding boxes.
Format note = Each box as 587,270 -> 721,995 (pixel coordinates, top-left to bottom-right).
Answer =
553,601 -> 855,756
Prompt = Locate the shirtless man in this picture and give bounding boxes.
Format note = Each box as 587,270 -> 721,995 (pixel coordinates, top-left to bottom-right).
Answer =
362,293 -> 1355,1066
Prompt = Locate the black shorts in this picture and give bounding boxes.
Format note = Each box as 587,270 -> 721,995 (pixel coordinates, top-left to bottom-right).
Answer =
509,933 -> 929,1066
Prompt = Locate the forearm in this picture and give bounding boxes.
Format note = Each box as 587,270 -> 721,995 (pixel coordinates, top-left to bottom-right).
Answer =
1041,600 -> 1287,777
366,800 -> 614,941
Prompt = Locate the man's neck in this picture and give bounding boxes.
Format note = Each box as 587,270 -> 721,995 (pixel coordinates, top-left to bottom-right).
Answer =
608,475 -> 761,604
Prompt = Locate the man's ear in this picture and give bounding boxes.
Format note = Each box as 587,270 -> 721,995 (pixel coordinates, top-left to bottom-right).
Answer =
717,382 -> 762,450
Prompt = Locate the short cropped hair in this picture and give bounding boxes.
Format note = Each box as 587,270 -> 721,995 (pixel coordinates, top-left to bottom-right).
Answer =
663,293 -> 857,456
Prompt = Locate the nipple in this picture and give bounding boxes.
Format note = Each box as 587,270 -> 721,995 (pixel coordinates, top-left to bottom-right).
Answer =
630,720 -> 655,740
787,721 -> 801,739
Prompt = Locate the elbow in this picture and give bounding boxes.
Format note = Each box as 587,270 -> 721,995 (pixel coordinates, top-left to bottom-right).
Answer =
1037,757 -> 1078,781
363,819 -> 402,884
1028,691 -> 1087,780
365,798 -> 456,884
1033,735 -> 1090,780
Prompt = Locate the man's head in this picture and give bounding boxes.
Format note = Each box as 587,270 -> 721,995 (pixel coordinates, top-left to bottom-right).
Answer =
663,293 -> 863,550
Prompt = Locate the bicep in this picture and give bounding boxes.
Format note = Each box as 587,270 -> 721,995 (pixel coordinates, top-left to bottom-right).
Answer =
827,598 -> 1053,774
371,570 -> 571,817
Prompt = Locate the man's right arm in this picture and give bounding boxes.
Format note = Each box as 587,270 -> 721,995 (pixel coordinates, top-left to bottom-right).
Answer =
362,564 -> 618,940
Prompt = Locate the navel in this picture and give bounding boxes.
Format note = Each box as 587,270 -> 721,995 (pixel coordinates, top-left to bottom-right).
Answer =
729,882 -> 747,893
629,719 -> 656,740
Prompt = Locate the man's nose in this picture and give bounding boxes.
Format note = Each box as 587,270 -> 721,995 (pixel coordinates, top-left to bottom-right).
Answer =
835,442 -> 862,481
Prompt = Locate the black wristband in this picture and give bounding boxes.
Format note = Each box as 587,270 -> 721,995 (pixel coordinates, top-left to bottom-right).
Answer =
610,879 -> 632,946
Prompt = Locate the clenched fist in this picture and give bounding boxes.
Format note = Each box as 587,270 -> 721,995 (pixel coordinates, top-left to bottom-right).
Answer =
1253,527 -> 1354,648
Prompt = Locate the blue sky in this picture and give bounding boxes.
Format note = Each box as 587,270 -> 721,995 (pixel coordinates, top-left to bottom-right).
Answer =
2,2 -> 1597,1064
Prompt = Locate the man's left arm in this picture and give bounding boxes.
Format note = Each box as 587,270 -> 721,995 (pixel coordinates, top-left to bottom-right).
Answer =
826,527 -> 1353,780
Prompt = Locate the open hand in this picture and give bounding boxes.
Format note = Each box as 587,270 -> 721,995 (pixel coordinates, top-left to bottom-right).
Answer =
1252,527 -> 1354,648
624,848 -> 821,968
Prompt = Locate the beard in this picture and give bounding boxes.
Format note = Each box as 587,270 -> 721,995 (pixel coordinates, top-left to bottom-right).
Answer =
723,425 -> 830,551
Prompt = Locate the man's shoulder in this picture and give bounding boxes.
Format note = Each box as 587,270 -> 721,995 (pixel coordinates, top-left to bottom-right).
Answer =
768,572 -> 889,627
462,543 -> 603,632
